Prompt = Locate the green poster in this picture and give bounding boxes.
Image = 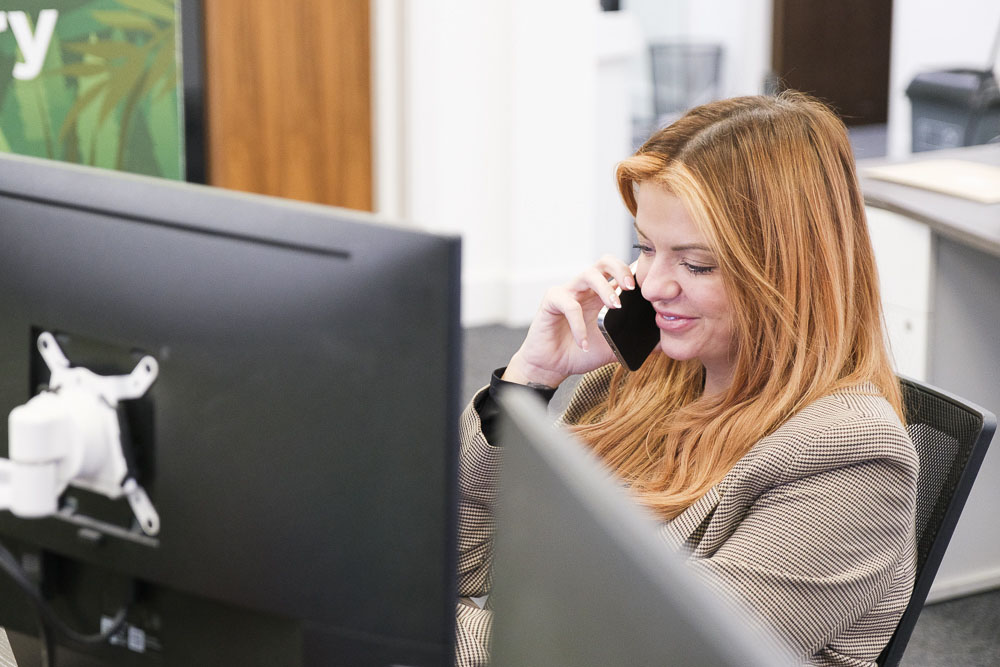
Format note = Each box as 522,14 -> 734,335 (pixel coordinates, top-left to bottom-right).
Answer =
0,0 -> 184,179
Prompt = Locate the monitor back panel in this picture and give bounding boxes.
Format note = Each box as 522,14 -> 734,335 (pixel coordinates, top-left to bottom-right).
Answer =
491,389 -> 791,667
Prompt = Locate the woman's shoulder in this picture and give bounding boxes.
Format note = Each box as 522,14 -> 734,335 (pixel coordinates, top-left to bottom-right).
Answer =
734,383 -> 918,486
792,382 -> 910,445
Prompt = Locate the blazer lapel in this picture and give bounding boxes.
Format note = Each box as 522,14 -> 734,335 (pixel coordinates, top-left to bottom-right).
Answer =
658,485 -> 721,551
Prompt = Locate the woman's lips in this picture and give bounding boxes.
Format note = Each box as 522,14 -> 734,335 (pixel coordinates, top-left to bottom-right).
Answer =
655,312 -> 697,332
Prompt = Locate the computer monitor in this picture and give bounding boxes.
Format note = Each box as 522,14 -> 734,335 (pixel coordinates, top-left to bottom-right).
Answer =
492,389 -> 794,667
0,152 -> 461,666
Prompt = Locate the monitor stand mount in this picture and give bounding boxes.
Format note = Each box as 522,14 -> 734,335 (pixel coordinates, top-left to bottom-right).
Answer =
0,332 -> 160,538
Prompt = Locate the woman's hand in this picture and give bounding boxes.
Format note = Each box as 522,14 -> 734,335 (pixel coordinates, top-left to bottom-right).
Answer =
503,256 -> 636,388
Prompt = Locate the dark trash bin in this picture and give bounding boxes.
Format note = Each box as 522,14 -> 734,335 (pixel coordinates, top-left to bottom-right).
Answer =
905,68 -> 1000,151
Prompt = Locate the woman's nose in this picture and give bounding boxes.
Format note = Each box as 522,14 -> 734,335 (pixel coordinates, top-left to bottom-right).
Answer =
640,265 -> 681,303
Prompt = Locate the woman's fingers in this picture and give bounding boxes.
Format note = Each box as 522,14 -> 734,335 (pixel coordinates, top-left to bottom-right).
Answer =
512,256 -> 630,382
570,257 -> 635,304
543,287 -> 592,351
534,256 -> 636,355
574,266 -> 622,311
596,254 -> 636,292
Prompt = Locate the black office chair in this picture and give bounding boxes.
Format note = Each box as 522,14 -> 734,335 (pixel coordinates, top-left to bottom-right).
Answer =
877,377 -> 997,666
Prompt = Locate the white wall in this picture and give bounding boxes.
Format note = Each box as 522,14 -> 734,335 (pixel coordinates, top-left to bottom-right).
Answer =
887,1 -> 1000,158
375,1 -> 627,326
505,1 -> 600,323
400,0 -> 518,326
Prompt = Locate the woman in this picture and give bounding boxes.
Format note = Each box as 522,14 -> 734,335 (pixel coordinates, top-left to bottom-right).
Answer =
455,92 -> 918,666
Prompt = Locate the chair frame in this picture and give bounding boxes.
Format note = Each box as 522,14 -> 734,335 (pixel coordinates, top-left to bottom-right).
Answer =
878,376 -> 997,666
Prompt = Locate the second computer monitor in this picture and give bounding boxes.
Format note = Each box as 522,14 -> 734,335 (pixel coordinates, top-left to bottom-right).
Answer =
492,389 -> 792,666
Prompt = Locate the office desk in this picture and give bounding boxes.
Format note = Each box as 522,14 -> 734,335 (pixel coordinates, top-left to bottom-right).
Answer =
860,144 -> 1000,601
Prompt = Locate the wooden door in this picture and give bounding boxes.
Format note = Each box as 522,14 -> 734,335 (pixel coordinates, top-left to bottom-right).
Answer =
772,0 -> 892,126
202,0 -> 372,210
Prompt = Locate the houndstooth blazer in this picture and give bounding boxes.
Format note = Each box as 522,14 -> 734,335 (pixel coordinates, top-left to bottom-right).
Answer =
454,365 -> 919,667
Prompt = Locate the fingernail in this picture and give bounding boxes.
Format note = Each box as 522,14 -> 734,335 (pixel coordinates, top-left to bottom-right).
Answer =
613,296 -> 622,308
581,338 -> 590,351
625,276 -> 635,289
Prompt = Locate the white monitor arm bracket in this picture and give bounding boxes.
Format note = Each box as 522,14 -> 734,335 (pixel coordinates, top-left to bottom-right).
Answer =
0,332 -> 160,536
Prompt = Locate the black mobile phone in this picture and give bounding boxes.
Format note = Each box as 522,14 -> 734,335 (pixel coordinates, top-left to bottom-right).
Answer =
597,282 -> 659,371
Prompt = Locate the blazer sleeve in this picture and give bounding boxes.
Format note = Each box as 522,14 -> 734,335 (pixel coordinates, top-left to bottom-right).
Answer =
456,386 -> 503,598
555,364 -> 616,427
687,417 -> 919,662
455,365 -> 618,597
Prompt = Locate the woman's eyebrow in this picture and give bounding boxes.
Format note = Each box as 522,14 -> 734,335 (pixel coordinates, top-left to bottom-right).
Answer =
671,243 -> 713,252
634,223 -> 712,253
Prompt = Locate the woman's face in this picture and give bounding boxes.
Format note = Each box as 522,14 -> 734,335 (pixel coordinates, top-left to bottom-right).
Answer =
633,183 -> 736,395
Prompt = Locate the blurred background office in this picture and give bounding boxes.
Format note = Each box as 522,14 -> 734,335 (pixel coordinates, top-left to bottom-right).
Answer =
364,0 -> 999,329
367,4 -> 1000,666
1,1 -> 998,665
207,1 -> 1000,664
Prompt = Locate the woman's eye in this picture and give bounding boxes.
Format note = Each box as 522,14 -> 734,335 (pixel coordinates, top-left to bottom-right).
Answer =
632,243 -> 653,255
682,262 -> 715,275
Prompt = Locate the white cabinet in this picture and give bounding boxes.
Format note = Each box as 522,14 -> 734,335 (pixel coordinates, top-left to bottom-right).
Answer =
866,205 -> 933,380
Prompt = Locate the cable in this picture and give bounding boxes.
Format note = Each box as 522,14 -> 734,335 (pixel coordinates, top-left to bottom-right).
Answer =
33,607 -> 55,667
0,540 -> 128,646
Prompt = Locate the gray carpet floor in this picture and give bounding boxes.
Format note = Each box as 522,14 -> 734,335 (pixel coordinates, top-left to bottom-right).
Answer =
464,324 -> 1000,666
462,323 -> 579,416
901,589 -> 1000,666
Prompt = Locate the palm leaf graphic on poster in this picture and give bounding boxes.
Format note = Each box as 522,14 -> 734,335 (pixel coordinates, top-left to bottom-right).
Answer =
41,0 -> 179,175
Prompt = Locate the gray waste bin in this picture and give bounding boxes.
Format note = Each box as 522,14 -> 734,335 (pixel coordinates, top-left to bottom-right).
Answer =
649,43 -> 723,127
905,68 -> 1000,151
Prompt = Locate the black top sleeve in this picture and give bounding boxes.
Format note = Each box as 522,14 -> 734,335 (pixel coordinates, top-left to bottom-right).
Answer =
473,367 -> 558,446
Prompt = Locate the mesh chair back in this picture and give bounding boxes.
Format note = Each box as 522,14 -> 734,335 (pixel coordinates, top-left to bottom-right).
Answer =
878,377 -> 996,666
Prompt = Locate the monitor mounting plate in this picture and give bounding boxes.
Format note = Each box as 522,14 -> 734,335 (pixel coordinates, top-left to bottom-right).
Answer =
0,332 -> 161,536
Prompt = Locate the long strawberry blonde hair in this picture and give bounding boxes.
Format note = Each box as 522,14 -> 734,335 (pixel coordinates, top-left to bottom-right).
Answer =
574,91 -> 903,521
